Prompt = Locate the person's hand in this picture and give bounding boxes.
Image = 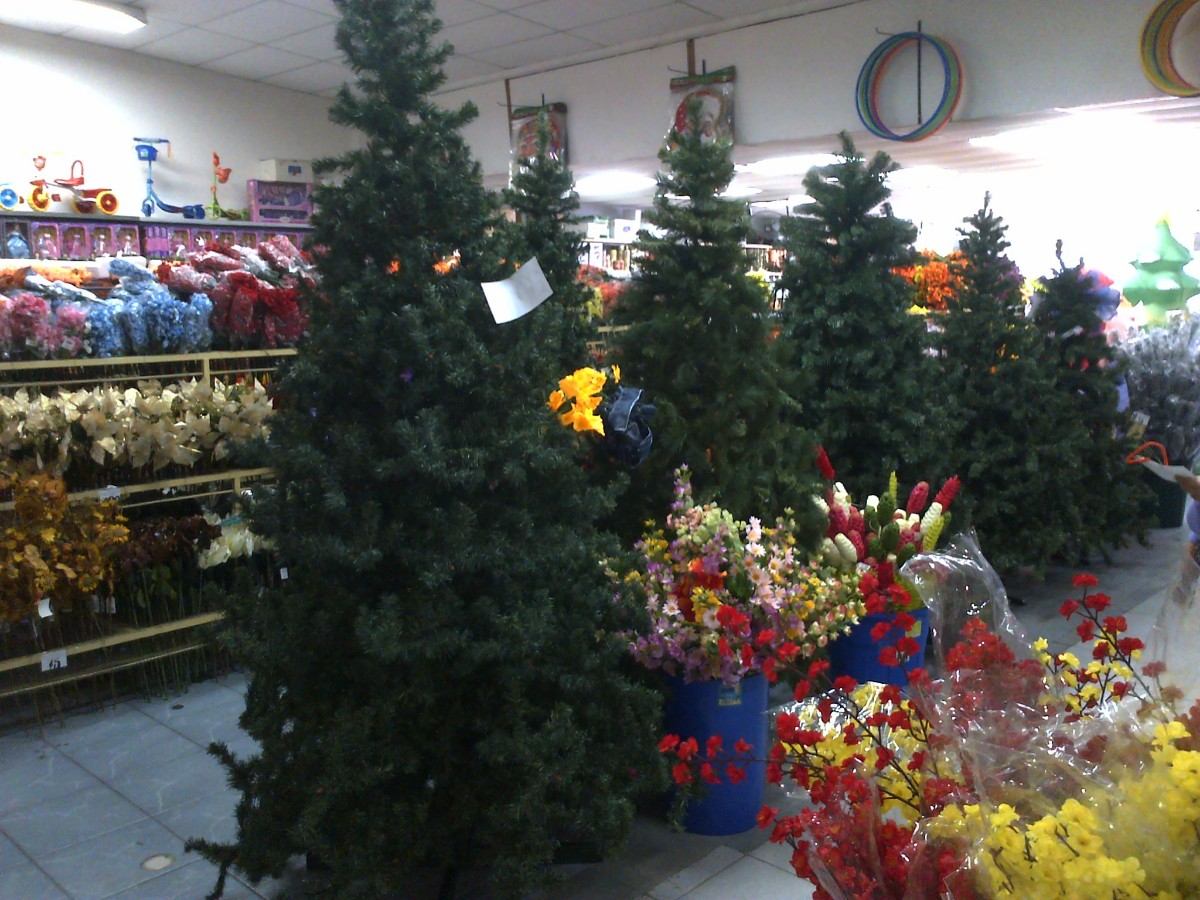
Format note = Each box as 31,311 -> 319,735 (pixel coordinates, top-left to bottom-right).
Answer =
1176,473 -> 1200,502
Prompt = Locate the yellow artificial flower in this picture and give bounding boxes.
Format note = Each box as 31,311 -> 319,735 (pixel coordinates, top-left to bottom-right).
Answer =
611,363 -> 621,384
547,389 -> 567,411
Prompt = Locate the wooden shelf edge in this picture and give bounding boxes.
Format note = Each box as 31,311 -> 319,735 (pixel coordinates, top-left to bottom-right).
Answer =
0,610 -> 226,675
0,348 -> 299,374
0,467 -> 275,511
0,640 -> 211,699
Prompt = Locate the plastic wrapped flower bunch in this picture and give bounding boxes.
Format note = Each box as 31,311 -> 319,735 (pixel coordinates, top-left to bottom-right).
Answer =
198,510 -> 271,569
110,257 -> 214,354
621,466 -> 863,685
0,378 -> 273,476
204,237 -> 312,349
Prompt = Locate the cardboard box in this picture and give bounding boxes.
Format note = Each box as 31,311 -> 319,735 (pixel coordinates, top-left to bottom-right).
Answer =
257,159 -> 313,183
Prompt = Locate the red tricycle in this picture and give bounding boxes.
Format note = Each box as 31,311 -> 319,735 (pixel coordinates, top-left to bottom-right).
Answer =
28,156 -> 119,215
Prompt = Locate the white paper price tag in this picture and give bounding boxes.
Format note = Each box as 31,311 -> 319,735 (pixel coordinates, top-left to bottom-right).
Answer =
279,567 -> 289,581
40,649 -> 68,672
98,485 -> 122,500
36,597 -> 53,618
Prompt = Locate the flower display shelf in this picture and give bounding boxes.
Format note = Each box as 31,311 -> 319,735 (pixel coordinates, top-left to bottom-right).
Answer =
0,347 -> 297,391
586,323 -> 629,360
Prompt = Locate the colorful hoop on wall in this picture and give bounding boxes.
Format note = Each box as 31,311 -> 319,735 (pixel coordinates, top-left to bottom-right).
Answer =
1141,0 -> 1200,97
855,31 -> 963,142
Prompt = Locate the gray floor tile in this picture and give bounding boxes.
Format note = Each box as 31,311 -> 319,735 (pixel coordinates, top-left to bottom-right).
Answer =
679,855 -> 809,899
108,858 -> 259,899
0,740 -> 101,816
107,747 -> 231,816
1,782 -> 148,856
40,705 -> 155,751
154,785 -> 241,845
38,818 -> 189,900
55,720 -> 200,783
747,839 -> 795,874
647,846 -> 742,900
0,858 -> 69,899
134,682 -> 244,729
211,671 -> 249,695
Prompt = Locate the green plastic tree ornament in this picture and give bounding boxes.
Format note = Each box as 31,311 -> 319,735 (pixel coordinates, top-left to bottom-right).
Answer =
1123,219 -> 1200,326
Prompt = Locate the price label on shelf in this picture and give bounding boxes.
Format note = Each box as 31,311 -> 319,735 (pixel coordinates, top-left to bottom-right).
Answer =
98,485 -> 122,500
41,649 -> 68,672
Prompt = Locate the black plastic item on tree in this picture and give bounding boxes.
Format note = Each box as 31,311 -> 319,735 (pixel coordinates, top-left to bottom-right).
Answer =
601,385 -> 655,467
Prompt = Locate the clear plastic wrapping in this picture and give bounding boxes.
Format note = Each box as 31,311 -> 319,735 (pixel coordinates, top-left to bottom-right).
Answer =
164,264 -> 217,295
1121,314 -> 1200,465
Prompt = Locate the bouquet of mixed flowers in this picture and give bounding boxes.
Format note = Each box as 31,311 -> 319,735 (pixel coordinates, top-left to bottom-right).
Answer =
622,467 -> 863,685
662,536 -> 1200,899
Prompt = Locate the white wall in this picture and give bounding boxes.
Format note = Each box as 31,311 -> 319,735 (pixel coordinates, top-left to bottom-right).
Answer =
437,0 -> 1169,179
0,26 -> 357,223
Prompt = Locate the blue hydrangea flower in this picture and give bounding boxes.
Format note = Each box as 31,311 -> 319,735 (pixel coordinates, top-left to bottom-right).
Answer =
182,293 -> 214,352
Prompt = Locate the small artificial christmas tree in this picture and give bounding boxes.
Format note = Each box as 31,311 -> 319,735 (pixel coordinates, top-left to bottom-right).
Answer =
501,112 -> 590,372
938,197 -> 1092,573
1122,218 -> 1200,326
1032,244 -> 1149,561
777,136 -> 941,498
609,104 -> 818,536
188,2 -> 662,897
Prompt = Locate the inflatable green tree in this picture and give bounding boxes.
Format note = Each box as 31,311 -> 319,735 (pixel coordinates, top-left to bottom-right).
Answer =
777,136 -> 941,496
188,3 -> 661,896
1123,219 -> 1200,326
609,104 -> 819,537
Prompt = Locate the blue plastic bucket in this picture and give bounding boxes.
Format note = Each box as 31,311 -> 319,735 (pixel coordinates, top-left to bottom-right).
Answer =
828,608 -> 931,686
662,674 -> 767,835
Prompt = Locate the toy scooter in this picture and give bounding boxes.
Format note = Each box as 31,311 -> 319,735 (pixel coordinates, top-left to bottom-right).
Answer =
134,138 -> 205,219
28,156 -> 119,215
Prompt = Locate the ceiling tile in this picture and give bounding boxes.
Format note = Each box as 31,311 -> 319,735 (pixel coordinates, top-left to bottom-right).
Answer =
273,22 -> 340,59
266,60 -> 353,92
137,27 -> 255,65
570,2 -> 717,45
517,0 -> 674,30
62,19 -> 185,49
683,0 -> 795,15
139,0 -> 258,27
474,0 -> 543,9
442,55 -> 504,83
202,45 -> 315,78
202,0 -> 334,43
436,0 -> 495,27
474,31 -> 599,69
440,13 -> 552,55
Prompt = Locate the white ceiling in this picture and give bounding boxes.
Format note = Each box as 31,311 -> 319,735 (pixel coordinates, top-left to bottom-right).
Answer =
24,0 -> 812,98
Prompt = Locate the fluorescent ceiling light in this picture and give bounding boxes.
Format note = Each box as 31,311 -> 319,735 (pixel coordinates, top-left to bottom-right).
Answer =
0,0 -> 146,35
575,170 -> 656,199
737,154 -> 837,177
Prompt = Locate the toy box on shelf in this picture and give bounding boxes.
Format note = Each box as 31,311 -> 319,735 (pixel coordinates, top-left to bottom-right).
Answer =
247,179 -> 313,225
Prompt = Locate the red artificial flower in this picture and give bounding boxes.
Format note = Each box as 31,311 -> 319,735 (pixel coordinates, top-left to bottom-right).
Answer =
847,530 -> 867,563
842,723 -> 860,746
906,667 -> 929,687
877,561 -> 895,586
657,734 -> 681,753
762,656 -> 778,683
1117,637 -> 1145,657
734,738 -> 752,755
1073,573 -> 1099,588
858,571 -> 879,596
672,762 -> 693,785
815,446 -> 837,481
896,637 -> 921,657
793,729 -> 823,747
757,805 -> 779,829
677,737 -> 699,761
777,642 -> 800,662
817,698 -> 834,723
887,709 -> 909,729
833,675 -> 858,693
725,763 -> 747,784
878,646 -> 900,667
934,476 -> 961,510
775,712 -> 800,741
754,629 -> 777,647
718,637 -> 732,658
1076,620 -> 1095,642
894,611 -> 917,632
1143,661 -> 1167,678
1092,641 -> 1112,660
1102,615 -> 1128,634
865,711 -> 888,728
808,659 -> 830,680
1112,682 -> 1129,698
699,762 -> 720,784
793,680 -> 811,702
706,735 -> 723,758
874,747 -> 895,769
870,621 -> 892,642
1085,593 -> 1111,612
879,685 -> 902,705
740,643 -> 755,668
865,592 -> 889,615
906,481 -> 930,515
907,750 -> 927,771
1059,599 -> 1080,618
717,604 -> 750,633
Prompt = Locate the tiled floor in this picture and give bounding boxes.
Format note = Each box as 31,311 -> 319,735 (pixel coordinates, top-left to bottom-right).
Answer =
0,525 -> 1190,899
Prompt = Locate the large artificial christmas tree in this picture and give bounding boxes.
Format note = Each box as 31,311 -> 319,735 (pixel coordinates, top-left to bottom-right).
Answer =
189,2 -> 662,896
1032,245 -> 1149,561
938,197 -> 1092,573
609,105 -> 818,535
777,136 -> 940,497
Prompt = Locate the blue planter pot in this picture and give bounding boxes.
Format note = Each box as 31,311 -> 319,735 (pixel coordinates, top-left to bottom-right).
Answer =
662,674 -> 767,835
828,608 -> 931,686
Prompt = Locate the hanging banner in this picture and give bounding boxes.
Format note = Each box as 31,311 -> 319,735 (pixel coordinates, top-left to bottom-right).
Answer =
669,66 -> 736,143
510,102 -> 568,163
